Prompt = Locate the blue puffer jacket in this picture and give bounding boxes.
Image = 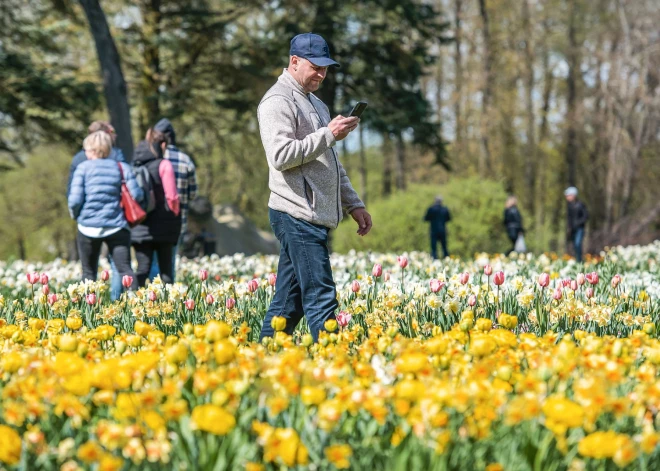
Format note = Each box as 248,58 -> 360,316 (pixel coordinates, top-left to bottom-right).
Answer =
68,159 -> 144,229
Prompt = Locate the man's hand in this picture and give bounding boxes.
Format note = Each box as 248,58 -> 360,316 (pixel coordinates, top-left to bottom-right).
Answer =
350,208 -> 372,236
328,115 -> 359,141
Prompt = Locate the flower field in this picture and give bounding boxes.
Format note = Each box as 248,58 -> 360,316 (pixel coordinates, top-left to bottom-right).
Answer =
1,243 -> 660,470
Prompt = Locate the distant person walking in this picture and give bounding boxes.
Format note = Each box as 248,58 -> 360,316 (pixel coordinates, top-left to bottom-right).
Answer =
565,186 -> 589,263
258,32 -> 371,342
503,196 -> 524,255
147,118 -> 198,281
424,196 -> 451,259
68,121 -> 126,300
131,129 -> 181,286
68,131 -> 141,290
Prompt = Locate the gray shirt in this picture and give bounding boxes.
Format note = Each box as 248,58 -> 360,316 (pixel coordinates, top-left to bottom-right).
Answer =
257,69 -> 364,229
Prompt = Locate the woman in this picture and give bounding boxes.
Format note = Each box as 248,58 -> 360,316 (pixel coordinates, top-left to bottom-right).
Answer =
131,128 -> 181,286
503,196 -> 524,255
68,131 -> 142,290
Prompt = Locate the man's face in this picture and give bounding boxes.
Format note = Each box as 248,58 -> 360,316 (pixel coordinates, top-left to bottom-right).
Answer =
290,56 -> 328,93
565,194 -> 576,203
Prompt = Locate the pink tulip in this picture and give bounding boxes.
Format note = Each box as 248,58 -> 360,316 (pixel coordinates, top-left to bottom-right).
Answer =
372,263 -> 383,278
247,279 -> 259,293
226,297 -> 236,310
586,272 -> 599,285
198,269 -> 209,281
206,294 -> 215,305
538,273 -> 550,288
122,275 -> 133,289
562,278 -> 572,288
101,270 -> 110,282
384,272 -> 391,282
552,287 -> 563,301
351,280 -> 361,293
47,294 -> 58,306
484,265 -> 493,276
611,274 -> 621,289
184,299 -> 195,310
397,256 -> 408,269
586,287 -> 594,299
570,280 -> 578,292
429,279 -> 445,293
42,285 -> 49,295
40,274 -> 49,285
493,271 -> 505,286
268,273 -> 277,287
27,272 -> 40,285
147,290 -> 157,302
337,311 -> 352,328
468,295 -> 477,307
576,273 -> 585,286
86,293 -> 97,305
459,272 -> 470,285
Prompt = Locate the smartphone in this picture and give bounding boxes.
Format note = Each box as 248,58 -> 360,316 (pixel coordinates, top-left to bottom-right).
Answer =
349,101 -> 368,118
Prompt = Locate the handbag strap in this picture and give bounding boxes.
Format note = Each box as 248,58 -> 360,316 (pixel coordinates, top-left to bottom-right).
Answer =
117,162 -> 126,184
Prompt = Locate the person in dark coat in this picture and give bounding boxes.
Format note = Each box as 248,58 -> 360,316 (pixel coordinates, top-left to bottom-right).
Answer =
68,131 -> 141,291
503,196 -> 524,255
424,196 -> 452,259
131,129 -> 181,286
564,186 -> 589,263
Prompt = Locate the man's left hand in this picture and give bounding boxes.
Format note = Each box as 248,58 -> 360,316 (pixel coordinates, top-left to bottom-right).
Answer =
350,208 -> 372,236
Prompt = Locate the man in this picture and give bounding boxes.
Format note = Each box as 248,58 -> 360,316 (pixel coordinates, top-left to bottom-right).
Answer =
564,186 -> 589,263
147,118 -> 198,281
258,32 -> 372,342
68,121 -> 125,300
424,196 -> 451,259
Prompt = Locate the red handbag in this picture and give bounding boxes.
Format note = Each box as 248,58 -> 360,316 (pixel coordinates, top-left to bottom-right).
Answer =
118,163 -> 147,227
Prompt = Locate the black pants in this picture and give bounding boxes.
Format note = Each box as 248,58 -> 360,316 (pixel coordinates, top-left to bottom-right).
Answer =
430,231 -> 449,259
133,241 -> 174,286
77,229 -> 137,290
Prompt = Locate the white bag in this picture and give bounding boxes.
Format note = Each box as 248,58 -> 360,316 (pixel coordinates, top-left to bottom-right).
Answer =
514,234 -> 527,253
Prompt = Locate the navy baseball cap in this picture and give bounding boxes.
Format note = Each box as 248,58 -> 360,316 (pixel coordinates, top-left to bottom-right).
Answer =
289,33 -> 340,68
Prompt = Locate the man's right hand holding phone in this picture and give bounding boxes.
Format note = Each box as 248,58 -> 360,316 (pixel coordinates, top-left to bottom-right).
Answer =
328,115 -> 359,141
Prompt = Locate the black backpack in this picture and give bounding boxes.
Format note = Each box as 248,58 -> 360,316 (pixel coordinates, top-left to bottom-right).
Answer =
133,164 -> 156,213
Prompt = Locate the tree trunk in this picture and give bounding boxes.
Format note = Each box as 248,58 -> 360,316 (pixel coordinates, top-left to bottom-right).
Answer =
139,0 -> 162,133
522,0 -> 536,214
395,133 -> 406,191
453,0 -> 464,150
478,0 -> 493,176
382,134 -> 393,197
359,125 -> 368,205
564,0 -> 579,187
78,0 -> 134,160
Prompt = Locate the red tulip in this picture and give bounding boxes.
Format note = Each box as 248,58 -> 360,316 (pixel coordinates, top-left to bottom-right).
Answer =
538,273 -> 550,288
47,294 -> 58,306
429,279 -> 445,293
100,270 -> 110,282
372,264 -> 383,278
585,272 -> 599,285
562,278 -> 572,288
122,275 -> 133,289
459,272 -> 470,285
397,256 -> 408,269
86,293 -> 97,305
226,297 -> 236,310
27,272 -> 40,285
198,269 -> 209,281
184,299 -> 195,310
351,280 -> 361,293
247,279 -> 259,293
40,274 -> 49,285
268,273 -> 277,287
337,311 -> 352,327
493,271 -> 505,286
484,265 -> 493,276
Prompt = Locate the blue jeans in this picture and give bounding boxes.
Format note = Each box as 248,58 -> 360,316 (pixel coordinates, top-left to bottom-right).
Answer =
430,231 -> 448,259
572,227 -> 585,263
260,209 -> 338,342
148,243 -> 178,282
108,255 -> 123,301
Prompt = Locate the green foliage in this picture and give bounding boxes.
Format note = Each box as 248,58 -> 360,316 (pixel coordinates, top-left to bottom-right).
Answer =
332,178 -> 510,258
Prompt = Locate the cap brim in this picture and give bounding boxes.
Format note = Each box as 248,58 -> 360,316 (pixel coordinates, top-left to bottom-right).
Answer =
307,56 -> 340,68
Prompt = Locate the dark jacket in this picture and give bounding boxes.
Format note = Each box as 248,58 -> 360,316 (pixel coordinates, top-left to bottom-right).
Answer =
503,206 -> 524,241
67,148 -> 125,196
424,204 -> 451,234
68,159 -> 143,229
130,141 -> 182,244
567,200 -> 589,233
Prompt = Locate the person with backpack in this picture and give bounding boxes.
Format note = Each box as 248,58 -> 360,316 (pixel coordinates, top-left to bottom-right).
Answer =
131,129 -> 181,286
68,131 -> 141,291
147,118 -> 198,281
67,121 -> 126,300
